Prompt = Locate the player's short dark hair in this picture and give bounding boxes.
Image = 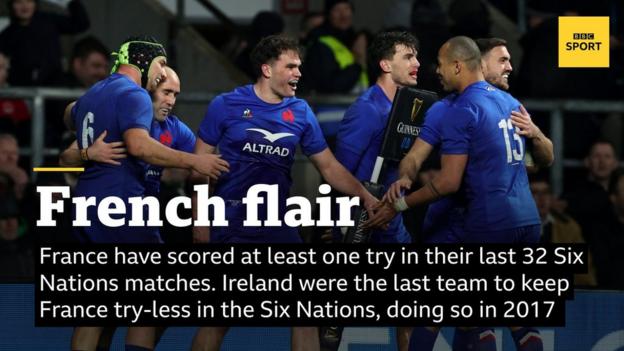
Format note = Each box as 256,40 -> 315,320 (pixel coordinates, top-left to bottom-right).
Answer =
588,139 -> 618,157
368,31 -> 419,80
71,36 -> 109,62
250,35 -> 301,78
475,37 -> 507,55
444,36 -> 481,72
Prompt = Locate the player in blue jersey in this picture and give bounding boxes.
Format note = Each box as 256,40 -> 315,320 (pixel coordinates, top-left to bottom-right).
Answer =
475,37 -> 553,170
327,30 -> 418,351
142,67 -> 195,198
125,66 -> 195,351
335,31 -> 417,245
61,66 -> 192,351
61,67 -> 195,197
403,38 -> 551,351
385,38 -> 553,244
370,36 -> 547,351
62,36 -> 228,351
191,34 -> 379,351
63,36 -> 228,245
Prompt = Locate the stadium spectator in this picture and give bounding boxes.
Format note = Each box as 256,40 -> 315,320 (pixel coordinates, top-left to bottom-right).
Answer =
565,141 -> 620,244
46,35 -> 109,150
0,53 -> 31,143
587,171 -> 624,289
0,0 -> 90,86
234,11 -> 285,80
0,172 -> 32,281
530,177 -> 597,287
299,11 -> 324,47
0,133 -> 28,201
64,35 -> 109,88
301,0 -> 369,93
0,187 -> 32,280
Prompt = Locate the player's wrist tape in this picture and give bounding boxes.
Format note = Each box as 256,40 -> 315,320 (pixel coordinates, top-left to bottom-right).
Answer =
80,148 -> 89,161
393,196 -> 409,212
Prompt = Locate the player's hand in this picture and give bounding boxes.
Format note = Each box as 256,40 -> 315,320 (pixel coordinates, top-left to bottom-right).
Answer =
384,177 -> 412,203
192,154 -> 230,180
192,226 -> 210,243
361,191 -> 380,217
365,201 -> 397,229
510,105 -> 542,139
88,130 -> 127,165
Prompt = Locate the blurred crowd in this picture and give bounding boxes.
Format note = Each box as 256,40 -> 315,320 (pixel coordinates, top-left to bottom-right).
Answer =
0,0 -> 622,289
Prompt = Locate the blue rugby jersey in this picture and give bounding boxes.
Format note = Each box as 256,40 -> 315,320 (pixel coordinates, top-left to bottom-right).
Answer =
418,95 -> 466,243
335,84 -> 411,243
71,73 -> 158,243
422,81 -> 540,232
198,85 -> 327,243
144,115 -> 196,197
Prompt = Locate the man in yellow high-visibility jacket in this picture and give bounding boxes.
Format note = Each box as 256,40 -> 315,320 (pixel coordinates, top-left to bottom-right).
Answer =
302,0 -> 368,94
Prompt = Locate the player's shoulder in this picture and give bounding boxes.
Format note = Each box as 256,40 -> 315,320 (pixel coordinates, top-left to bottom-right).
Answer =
358,84 -> 384,103
495,88 -> 521,107
284,94 -> 312,108
109,73 -> 146,94
456,81 -> 491,101
455,82 -> 499,112
424,100 -> 451,125
347,85 -> 386,115
167,115 -> 193,131
164,114 -> 183,127
80,74 -> 148,110
430,95 -> 455,112
229,84 -> 253,97
215,84 -> 255,107
165,114 -> 195,143
281,95 -> 315,120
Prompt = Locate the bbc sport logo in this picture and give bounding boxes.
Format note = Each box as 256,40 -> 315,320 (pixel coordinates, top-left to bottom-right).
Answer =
558,16 -> 609,68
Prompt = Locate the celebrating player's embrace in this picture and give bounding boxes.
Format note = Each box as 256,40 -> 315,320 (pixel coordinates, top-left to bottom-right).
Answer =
61,35 -> 231,351
59,28 -> 556,350
366,36 -> 553,351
